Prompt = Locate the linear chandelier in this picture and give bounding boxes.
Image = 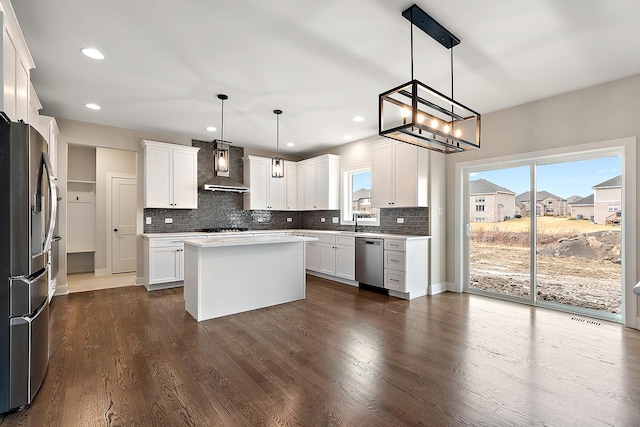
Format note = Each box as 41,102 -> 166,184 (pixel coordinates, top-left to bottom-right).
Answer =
379,4 -> 481,154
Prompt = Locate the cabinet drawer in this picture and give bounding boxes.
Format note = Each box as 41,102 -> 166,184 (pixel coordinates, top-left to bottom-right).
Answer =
384,270 -> 406,292
318,234 -> 336,244
384,239 -> 405,251
384,250 -> 405,271
149,239 -> 185,248
336,236 -> 355,246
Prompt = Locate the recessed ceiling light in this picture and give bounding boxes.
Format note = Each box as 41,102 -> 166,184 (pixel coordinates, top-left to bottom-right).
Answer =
353,116 -> 364,122
286,142 -> 295,147
344,135 -> 352,140
81,48 -> 104,60
85,103 -> 101,110
206,126 -> 217,132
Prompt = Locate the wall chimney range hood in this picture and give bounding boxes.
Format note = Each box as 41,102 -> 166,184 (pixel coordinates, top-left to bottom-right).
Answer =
203,175 -> 249,193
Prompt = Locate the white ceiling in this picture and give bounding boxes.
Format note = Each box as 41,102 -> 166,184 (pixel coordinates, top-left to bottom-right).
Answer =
12,0 -> 640,156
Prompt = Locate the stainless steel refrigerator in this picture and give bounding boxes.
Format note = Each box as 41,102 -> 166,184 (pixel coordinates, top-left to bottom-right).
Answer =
0,118 -> 57,414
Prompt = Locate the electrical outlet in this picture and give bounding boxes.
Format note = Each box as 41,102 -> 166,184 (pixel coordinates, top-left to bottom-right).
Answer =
165,218 -> 173,224
287,217 -> 293,222
146,217 -> 152,225
320,218 -> 326,223
332,217 -> 338,224
256,217 -> 265,223
397,218 -> 404,224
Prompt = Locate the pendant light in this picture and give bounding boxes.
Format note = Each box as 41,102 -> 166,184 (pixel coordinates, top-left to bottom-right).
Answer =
271,109 -> 284,178
213,94 -> 230,173
379,4 -> 481,154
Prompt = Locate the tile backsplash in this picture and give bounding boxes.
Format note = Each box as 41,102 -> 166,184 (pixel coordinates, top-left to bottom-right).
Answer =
143,140 -> 429,235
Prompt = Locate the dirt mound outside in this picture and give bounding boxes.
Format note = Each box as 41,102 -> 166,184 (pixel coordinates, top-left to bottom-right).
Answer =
537,230 -> 621,263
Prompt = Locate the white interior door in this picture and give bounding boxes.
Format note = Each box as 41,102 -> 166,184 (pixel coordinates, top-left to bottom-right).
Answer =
112,177 -> 137,273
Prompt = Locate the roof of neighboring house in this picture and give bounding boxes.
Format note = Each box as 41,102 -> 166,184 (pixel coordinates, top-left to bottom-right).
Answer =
569,194 -> 594,206
352,188 -> 370,200
469,179 -> 515,196
566,195 -> 583,204
515,191 -> 565,205
593,175 -> 621,189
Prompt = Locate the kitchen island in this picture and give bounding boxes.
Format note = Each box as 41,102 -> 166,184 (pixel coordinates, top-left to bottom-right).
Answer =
182,234 -> 317,321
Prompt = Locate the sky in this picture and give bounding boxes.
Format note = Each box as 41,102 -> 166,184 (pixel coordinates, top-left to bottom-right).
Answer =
469,156 -> 621,199
353,171 -> 371,191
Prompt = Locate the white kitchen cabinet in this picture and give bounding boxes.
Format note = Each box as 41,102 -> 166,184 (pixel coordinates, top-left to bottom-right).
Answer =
296,154 -> 340,210
243,155 -> 286,210
383,238 -> 428,298
371,140 -> 428,208
299,232 -> 319,271
1,5 -> 36,125
143,237 -> 196,289
318,235 -> 337,275
316,234 -> 355,280
142,140 -> 199,209
285,162 -> 298,210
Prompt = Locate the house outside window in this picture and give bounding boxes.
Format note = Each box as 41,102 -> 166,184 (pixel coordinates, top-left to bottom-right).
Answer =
475,205 -> 485,212
608,204 -> 620,211
475,196 -> 485,203
342,167 -> 379,226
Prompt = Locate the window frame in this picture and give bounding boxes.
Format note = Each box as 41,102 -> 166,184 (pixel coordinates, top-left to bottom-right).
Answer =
341,165 -> 380,226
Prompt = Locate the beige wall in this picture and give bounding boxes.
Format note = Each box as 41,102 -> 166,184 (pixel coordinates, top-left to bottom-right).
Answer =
446,73 -> 640,326
569,205 -> 593,220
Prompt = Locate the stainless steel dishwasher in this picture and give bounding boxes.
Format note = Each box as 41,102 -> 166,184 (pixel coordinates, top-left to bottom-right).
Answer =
355,237 -> 384,288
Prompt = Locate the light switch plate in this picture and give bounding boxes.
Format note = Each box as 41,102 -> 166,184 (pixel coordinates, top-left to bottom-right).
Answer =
320,218 -> 326,222
146,217 -> 152,225
397,218 -> 404,224
165,218 -> 173,224
332,217 -> 338,224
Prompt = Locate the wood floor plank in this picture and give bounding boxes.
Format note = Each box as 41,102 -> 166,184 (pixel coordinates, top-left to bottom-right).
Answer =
2,276 -> 640,426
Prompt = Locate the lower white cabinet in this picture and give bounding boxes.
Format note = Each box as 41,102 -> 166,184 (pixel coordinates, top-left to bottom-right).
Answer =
144,237 -> 193,289
299,233 -> 319,271
383,238 -> 428,298
317,235 -> 355,280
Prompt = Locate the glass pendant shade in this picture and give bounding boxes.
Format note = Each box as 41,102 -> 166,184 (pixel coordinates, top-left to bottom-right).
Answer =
271,109 -> 284,178
272,157 -> 284,178
215,144 -> 229,172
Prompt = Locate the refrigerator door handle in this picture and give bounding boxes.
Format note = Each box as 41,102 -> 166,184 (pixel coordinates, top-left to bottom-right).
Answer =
42,153 -> 57,253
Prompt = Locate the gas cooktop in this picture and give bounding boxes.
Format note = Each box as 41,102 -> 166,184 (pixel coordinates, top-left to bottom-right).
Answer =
199,227 -> 249,233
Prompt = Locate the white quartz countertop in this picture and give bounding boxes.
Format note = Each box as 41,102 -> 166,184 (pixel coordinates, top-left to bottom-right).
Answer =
183,234 -> 318,248
143,229 -> 430,240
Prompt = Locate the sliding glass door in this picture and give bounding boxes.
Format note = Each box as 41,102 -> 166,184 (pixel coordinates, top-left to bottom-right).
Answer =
464,155 -> 623,321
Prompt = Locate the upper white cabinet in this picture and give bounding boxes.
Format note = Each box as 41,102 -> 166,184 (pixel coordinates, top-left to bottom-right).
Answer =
297,154 -> 340,210
142,140 -> 200,209
285,161 -> 298,210
371,140 -> 428,208
244,155 -> 286,210
1,4 -> 36,124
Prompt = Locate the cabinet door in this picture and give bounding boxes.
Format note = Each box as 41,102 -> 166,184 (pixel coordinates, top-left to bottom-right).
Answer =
335,245 -> 355,280
3,27 -> 16,121
248,157 -> 269,209
315,157 -> 328,210
393,143 -> 419,207
268,174 -> 286,210
305,241 -> 319,271
318,242 -> 336,275
172,149 -> 198,208
371,143 -> 394,207
285,162 -> 297,210
149,246 -> 182,284
145,145 -> 173,208
302,161 -> 317,210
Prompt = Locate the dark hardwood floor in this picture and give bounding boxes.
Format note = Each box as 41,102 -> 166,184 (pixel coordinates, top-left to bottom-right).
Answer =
2,275 -> 640,426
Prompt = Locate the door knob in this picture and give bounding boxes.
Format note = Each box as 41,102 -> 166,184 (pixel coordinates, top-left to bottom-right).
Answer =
113,228 -> 118,232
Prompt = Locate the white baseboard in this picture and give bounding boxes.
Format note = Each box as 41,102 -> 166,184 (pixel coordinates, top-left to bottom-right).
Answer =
136,276 -> 144,286
94,268 -> 108,276
429,282 -> 448,295
55,283 -> 69,296
445,282 -> 461,293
